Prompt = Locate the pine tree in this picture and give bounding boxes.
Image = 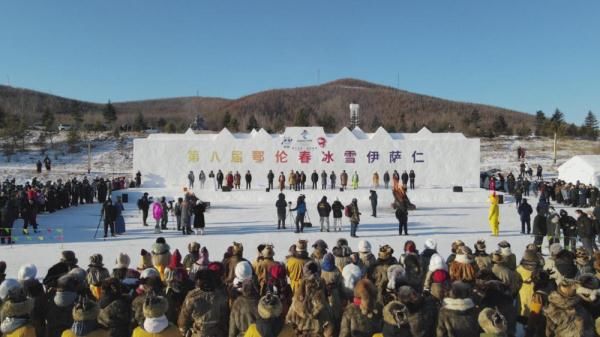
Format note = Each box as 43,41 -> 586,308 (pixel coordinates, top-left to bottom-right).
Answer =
246,115 -> 259,131
71,110 -> 84,130
534,110 -> 546,136
492,115 -> 509,135
583,111 -> 598,139
294,108 -> 310,127
549,108 -> 565,164
222,111 -> 232,129
133,111 -> 146,131
370,116 -> 382,131
41,107 -> 57,146
103,100 -> 117,124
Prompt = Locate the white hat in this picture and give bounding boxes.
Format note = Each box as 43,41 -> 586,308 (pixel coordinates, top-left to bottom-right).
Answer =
0,279 -> 20,301
17,264 -> 37,282
342,264 -> 363,291
115,253 -> 131,269
358,240 -> 372,254
428,253 -> 446,272
424,239 -> 437,250
234,261 -> 252,282
140,268 -> 160,280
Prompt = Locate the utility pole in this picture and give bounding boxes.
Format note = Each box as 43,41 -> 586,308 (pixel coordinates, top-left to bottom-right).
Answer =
553,132 -> 557,165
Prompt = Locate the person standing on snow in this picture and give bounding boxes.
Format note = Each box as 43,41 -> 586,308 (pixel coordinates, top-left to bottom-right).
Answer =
518,198 -> 533,234
152,197 -> 163,234
208,170 -> 216,191
383,171 -> 390,189
44,155 -> 52,171
36,160 -> 42,173
369,190 -> 378,217
245,170 -> 252,190
267,170 -> 275,190
351,171 -> 359,189
348,198 -> 361,238
101,198 -> 117,238
317,196 -> 332,232
331,198 -> 344,232
187,171 -> 195,189
409,169 -> 416,189
138,192 -> 150,226
216,170 -> 224,189
199,170 -> 206,189
311,170 -> 319,190
489,193 -> 500,236
290,195 -> 307,233
275,193 -> 287,230
321,170 -> 328,190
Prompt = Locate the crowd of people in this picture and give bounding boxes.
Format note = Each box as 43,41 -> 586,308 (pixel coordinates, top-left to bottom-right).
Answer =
0,176 -> 131,245
1,236 -> 600,337
183,169 -> 418,192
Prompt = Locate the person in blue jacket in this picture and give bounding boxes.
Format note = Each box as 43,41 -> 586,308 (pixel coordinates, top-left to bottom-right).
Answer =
290,195 -> 307,233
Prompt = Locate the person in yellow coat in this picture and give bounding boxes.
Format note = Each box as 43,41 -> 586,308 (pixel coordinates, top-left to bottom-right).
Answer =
372,172 -> 380,188
132,295 -> 181,337
0,287 -> 37,337
488,193 -> 500,236
244,294 -> 296,337
516,250 -> 540,319
285,240 -> 310,292
61,298 -> 108,337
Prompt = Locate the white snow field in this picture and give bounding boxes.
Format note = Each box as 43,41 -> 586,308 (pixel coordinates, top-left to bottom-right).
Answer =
2,185 -> 585,278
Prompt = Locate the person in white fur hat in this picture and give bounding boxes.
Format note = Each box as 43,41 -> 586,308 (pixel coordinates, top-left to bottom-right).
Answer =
357,240 -> 376,271
232,261 -> 253,294
420,238 -> 438,273
17,264 -> 37,283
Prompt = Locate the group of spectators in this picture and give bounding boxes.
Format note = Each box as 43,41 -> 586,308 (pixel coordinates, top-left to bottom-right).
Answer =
1,236 -> 600,337
0,176 -> 128,244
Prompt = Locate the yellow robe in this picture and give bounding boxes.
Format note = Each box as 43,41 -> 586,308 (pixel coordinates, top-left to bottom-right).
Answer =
488,195 -> 500,236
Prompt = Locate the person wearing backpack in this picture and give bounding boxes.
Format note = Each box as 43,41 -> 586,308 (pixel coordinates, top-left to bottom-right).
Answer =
332,198 -> 344,232
347,198 -> 361,238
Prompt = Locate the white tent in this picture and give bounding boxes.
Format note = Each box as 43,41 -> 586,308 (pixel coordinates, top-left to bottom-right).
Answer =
558,155 -> 600,187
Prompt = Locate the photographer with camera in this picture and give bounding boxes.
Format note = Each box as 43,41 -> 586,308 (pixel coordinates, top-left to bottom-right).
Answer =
290,194 -> 307,233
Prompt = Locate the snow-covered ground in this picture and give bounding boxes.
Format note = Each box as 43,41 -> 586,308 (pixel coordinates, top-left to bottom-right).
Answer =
0,134 -> 597,278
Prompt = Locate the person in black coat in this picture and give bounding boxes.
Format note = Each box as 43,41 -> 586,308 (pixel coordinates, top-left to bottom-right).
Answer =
102,198 -> 117,237
193,200 -> 206,235
245,170 -> 252,190
1,195 -> 18,244
331,198 -> 343,231
138,192 -> 150,226
216,170 -> 224,189
97,179 -> 108,203
401,171 -> 409,188
576,209 -> 594,255
36,160 -> 42,173
368,190 -> 378,217
311,170 -> 319,190
320,170 -> 327,190
135,171 -> 142,187
44,155 -> 51,171
559,210 -> 577,251
395,197 -> 409,235
518,198 -> 533,234
317,196 -> 331,232
383,171 -> 390,189
267,170 -> 275,190
532,210 -> 547,252
409,170 -> 416,189
275,193 -> 287,229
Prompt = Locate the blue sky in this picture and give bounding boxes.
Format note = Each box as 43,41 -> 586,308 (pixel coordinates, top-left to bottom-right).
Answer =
1,1 -> 598,123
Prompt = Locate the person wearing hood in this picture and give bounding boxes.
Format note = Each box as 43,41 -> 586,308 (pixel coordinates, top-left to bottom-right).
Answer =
265,263 -> 293,319
342,259 -> 364,300
575,273 -> 600,319
243,293 -> 295,337
357,240 -> 376,272
61,297 -> 106,337
420,239 -> 438,278
286,262 -> 333,337
339,279 -> 382,337
518,198 -> 533,234
331,198 -> 344,232
436,281 -> 479,337
558,210 -> 577,252
317,196 -> 332,232
369,190 -> 378,217
275,194 -> 287,230
0,285 -> 36,337
151,238 -> 172,282
374,300 -> 411,337
544,278 -> 595,337
349,198 -> 361,238
320,253 -> 345,330
17,264 -> 47,337
131,269 -> 164,329
367,245 -> 397,302
446,240 -> 465,266
182,242 -> 200,272
474,273 -> 517,337
575,247 -> 594,277
516,249 -> 541,320
101,198 -> 117,238
546,210 -> 562,246
497,241 -> 517,271
402,254 -> 423,293
98,278 -> 132,337
231,261 -> 254,304
395,193 -> 409,236
112,253 -> 140,285
256,245 -> 276,296
224,242 -> 248,286
332,239 -> 353,272
423,254 -> 449,301
396,285 -> 438,337
576,209 -> 595,256
178,269 -> 229,337
473,240 -> 492,272
448,246 -> 478,284
310,240 -> 328,265
132,294 -> 178,337
491,252 -> 522,297
46,274 -> 81,337
229,279 -> 259,337
43,251 -> 80,290
86,254 -> 110,300
488,193 -> 500,236
286,240 -> 310,292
